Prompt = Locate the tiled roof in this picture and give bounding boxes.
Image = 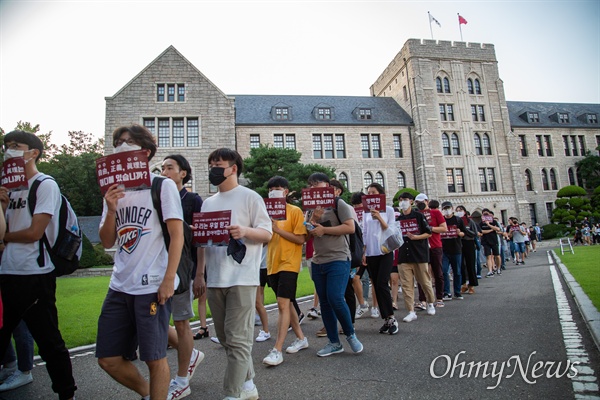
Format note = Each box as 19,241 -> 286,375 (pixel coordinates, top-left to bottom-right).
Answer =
233,95 -> 413,126
507,101 -> 600,128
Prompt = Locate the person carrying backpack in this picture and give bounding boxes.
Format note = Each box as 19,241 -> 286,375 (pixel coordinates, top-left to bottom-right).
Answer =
0,130 -> 77,400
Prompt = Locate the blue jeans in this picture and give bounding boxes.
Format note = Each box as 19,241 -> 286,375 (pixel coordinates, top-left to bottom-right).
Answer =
442,253 -> 462,296
311,260 -> 354,343
1,320 -> 34,372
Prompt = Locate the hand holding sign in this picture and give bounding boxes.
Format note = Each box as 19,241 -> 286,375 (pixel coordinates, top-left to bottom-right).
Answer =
96,150 -> 151,195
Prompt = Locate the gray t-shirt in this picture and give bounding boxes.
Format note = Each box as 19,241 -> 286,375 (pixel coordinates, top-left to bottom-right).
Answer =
311,199 -> 353,264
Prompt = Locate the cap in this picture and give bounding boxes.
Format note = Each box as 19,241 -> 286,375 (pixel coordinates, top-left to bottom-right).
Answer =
415,193 -> 428,202
441,201 -> 453,209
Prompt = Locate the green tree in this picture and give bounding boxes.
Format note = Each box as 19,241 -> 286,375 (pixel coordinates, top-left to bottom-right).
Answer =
243,145 -> 335,202
575,147 -> 600,189
551,185 -> 591,226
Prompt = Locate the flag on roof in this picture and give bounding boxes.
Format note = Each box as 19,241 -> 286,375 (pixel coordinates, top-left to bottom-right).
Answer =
458,14 -> 468,25
429,13 -> 441,27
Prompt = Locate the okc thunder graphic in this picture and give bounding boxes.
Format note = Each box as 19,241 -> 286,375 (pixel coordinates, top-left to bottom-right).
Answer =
115,206 -> 153,254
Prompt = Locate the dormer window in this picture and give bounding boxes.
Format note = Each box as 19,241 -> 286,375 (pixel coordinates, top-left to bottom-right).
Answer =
358,108 -> 372,120
316,107 -> 333,120
587,114 -> 598,124
559,113 -> 570,123
275,107 -> 289,120
528,112 -> 540,123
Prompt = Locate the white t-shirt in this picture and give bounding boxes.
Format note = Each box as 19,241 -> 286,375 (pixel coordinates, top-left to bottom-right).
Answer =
101,175 -> 182,295
202,185 -> 272,288
1,173 -> 61,275
363,206 -> 396,257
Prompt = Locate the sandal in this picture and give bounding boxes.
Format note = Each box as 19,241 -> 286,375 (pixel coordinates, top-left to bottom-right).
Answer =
193,327 -> 209,340
392,303 -> 399,310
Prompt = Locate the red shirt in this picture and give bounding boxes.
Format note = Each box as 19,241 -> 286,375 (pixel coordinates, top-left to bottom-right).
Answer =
420,208 -> 445,249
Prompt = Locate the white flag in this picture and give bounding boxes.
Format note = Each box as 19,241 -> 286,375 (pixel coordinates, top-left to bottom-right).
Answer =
429,13 -> 441,27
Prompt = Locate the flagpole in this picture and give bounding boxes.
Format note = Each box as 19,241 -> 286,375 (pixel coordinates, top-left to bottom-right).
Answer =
428,11 -> 433,39
458,13 -> 463,41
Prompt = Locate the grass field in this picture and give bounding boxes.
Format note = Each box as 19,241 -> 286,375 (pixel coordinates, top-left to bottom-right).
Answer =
55,267 -> 315,350
555,246 -> 600,310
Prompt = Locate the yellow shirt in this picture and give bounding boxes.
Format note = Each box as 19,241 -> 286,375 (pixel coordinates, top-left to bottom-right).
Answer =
267,203 -> 307,274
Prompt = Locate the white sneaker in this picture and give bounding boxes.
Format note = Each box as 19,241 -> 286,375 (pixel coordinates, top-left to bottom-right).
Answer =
370,307 -> 380,318
167,378 -> 191,400
239,384 -> 259,400
0,370 -> 33,392
355,307 -> 367,319
0,365 -> 17,383
307,307 -> 319,319
262,348 -> 283,366
255,330 -> 271,342
286,337 -> 309,354
426,303 -> 436,316
210,336 -> 220,344
254,314 -> 262,326
187,348 -> 204,379
403,312 -> 417,322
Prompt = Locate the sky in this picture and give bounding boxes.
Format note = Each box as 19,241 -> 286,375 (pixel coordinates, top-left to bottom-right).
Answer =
1,0 -> 599,146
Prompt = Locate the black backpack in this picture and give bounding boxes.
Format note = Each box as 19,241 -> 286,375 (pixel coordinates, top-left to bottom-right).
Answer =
27,176 -> 82,276
333,197 -> 364,268
151,177 -> 195,295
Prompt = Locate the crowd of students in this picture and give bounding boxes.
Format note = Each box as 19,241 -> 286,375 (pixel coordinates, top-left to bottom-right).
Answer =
0,125 -> 549,400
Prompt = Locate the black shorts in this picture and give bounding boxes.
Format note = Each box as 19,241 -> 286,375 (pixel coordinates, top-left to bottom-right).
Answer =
483,244 -> 500,256
259,268 -> 269,287
267,271 -> 298,300
96,289 -> 171,362
391,265 -> 398,274
356,266 -> 367,278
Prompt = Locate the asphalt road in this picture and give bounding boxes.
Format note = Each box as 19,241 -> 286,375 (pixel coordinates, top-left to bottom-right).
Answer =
2,242 -> 599,400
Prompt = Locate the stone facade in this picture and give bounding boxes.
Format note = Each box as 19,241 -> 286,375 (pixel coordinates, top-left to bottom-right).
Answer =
105,40 -> 599,225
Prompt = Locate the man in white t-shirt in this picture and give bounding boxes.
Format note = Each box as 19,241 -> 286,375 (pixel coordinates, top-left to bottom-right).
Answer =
97,125 -> 184,400
0,130 -> 77,400
193,148 -> 272,400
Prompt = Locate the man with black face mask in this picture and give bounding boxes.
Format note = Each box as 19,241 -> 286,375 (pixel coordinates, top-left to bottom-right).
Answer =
414,193 -> 447,308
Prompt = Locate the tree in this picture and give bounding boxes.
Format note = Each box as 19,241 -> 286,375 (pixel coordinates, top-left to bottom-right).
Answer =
243,145 -> 336,202
392,187 -> 419,207
575,148 -> 600,189
551,185 -> 591,226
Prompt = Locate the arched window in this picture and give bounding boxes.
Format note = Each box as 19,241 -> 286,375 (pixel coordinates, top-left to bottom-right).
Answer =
576,167 -> 584,187
549,169 -> 558,190
467,79 -> 474,94
474,133 -> 482,155
397,171 -> 406,188
482,133 -> 492,155
443,77 -> 451,93
375,172 -> 385,188
364,172 -> 373,190
474,79 -> 481,94
436,77 -> 443,93
451,133 -> 461,155
542,169 -> 550,191
442,133 -> 450,155
338,172 -> 348,190
568,168 -> 575,185
525,169 -> 533,191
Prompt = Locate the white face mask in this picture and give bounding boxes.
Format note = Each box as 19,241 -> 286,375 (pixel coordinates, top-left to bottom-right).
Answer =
443,208 -> 454,217
455,211 -> 465,218
114,143 -> 142,154
4,149 -> 24,161
268,190 -> 285,199
400,200 -> 411,211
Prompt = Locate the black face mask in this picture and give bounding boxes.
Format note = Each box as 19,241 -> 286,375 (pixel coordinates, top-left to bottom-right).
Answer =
416,202 -> 426,211
209,167 -> 228,186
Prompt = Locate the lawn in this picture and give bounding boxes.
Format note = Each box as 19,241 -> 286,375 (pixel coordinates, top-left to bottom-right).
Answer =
555,246 -> 600,310
55,267 -> 315,350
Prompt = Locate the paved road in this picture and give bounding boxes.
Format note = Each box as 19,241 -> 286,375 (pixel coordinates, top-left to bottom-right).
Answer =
2,242 -> 599,399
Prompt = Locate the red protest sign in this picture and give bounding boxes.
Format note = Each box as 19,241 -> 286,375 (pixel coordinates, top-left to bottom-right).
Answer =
399,218 -> 420,236
1,158 -> 28,192
301,187 -> 335,209
193,210 -> 231,246
361,194 -> 386,212
482,215 -> 494,223
96,150 -> 151,195
264,198 -> 287,220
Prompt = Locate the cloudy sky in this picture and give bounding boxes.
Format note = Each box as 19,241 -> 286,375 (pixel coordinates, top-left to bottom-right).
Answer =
1,0 -> 598,145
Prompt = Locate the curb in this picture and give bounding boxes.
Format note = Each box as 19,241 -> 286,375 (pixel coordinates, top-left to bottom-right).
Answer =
550,250 -> 600,353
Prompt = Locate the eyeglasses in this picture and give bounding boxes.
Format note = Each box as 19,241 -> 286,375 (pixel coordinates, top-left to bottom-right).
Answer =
115,138 -> 138,146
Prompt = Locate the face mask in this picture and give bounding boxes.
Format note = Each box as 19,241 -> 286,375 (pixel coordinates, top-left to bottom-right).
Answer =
443,209 -> 453,217
455,211 -> 465,218
4,149 -> 24,161
114,143 -> 141,154
268,190 -> 285,199
400,200 -> 410,211
416,202 -> 426,211
209,167 -> 228,186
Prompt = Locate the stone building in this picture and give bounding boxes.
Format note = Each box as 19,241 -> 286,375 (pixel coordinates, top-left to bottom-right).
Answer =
105,39 -> 599,225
